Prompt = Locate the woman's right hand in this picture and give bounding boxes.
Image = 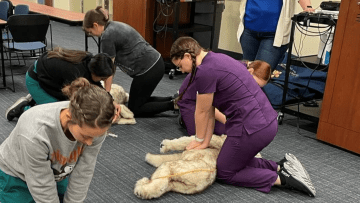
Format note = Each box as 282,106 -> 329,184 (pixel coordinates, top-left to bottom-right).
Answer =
186,140 -> 203,150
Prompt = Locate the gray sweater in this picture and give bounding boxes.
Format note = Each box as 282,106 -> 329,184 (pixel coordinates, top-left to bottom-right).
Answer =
101,21 -> 160,77
0,101 -> 106,203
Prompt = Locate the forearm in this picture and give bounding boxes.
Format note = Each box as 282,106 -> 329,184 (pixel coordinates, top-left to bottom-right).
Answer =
195,106 -> 215,146
298,0 -> 312,10
203,107 -> 215,146
104,75 -> 113,92
215,108 -> 226,124
64,137 -> 105,202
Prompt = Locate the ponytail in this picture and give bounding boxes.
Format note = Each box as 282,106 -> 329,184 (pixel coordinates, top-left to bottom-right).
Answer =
83,6 -> 109,29
47,47 -> 90,64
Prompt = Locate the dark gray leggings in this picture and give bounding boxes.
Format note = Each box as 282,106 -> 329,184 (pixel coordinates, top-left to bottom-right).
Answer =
127,57 -> 174,117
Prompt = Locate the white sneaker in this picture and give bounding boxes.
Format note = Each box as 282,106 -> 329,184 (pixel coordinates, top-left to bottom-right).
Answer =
25,94 -> 32,102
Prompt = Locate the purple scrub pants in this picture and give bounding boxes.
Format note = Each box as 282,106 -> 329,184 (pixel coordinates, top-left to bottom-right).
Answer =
216,119 -> 279,193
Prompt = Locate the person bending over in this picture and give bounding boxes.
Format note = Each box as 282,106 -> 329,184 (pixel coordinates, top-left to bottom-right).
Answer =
170,36 -> 316,197
5,47 -> 117,121
0,77 -> 117,202
176,60 -> 271,136
82,6 -> 177,117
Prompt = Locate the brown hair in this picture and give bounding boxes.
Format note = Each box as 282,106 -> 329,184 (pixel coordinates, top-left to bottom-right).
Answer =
83,6 -> 109,29
248,60 -> 271,83
170,37 -> 203,101
47,47 -> 90,64
47,47 -> 115,77
62,77 -> 115,128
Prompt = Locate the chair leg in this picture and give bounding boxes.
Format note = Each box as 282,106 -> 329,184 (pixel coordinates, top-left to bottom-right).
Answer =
15,52 -> 23,66
8,50 -> 15,92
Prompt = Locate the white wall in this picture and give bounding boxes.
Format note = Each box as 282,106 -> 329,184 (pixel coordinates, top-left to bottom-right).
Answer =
49,0 -> 336,57
218,0 -> 338,56
53,0 -> 70,10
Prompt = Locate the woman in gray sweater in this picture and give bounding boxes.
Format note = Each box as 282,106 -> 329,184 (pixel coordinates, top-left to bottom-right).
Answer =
0,77 -> 116,203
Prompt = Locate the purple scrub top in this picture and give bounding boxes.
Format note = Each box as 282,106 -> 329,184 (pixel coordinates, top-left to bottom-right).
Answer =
177,73 -> 225,135
195,52 -> 277,136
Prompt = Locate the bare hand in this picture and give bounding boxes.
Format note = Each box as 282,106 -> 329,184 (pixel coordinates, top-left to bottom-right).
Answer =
304,8 -> 315,13
112,102 -> 121,123
193,142 -> 209,150
186,140 -> 203,150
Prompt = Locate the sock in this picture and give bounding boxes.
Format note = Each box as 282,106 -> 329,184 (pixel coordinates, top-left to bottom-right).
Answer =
23,105 -> 31,111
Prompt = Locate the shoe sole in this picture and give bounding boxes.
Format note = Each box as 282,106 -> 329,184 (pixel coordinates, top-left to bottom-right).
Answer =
284,155 -> 316,197
5,97 -> 27,121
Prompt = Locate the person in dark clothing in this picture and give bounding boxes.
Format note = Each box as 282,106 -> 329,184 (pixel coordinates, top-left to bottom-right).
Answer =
82,6 -> 177,117
5,47 -> 117,121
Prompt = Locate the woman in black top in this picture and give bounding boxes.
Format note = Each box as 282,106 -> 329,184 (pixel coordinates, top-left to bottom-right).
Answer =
6,47 -> 117,121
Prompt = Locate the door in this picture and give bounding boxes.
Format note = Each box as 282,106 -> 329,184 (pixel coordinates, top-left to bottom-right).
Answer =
317,0 -> 360,154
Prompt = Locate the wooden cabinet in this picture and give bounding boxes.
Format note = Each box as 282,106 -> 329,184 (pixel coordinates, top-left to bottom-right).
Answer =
112,0 -> 154,43
112,0 -> 190,47
317,0 -> 360,154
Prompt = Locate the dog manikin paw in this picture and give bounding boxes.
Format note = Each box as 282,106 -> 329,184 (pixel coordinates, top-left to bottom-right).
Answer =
134,177 -> 151,199
160,139 -> 170,153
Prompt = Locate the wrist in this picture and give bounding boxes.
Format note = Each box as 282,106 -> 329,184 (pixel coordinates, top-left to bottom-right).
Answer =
195,135 -> 204,142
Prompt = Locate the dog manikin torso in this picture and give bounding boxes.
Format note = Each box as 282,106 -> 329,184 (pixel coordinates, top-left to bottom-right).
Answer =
134,135 -> 261,199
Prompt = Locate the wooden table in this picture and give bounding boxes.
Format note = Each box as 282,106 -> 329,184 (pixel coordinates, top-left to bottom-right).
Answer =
11,0 -> 84,25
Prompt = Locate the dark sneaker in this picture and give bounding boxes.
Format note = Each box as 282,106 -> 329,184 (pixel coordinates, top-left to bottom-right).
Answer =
285,153 -> 312,181
5,97 -> 29,121
279,160 -> 316,197
277,157 -> 288,170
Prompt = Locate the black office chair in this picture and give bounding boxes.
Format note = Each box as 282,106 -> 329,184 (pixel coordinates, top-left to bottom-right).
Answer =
3,14 -> 50,92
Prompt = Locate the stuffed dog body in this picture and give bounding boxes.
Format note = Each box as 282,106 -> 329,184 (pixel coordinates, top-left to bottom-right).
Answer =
134,135 -> 261,199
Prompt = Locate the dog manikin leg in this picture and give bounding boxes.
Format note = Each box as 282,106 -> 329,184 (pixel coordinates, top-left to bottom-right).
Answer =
160,136 -> 195,153
134,162 -> 174,199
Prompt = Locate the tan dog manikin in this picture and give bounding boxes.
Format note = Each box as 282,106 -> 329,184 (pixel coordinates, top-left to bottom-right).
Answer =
134,135 -> 261,199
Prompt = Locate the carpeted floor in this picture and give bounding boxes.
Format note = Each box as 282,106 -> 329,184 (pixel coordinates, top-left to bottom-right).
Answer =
0,21 -> 359,203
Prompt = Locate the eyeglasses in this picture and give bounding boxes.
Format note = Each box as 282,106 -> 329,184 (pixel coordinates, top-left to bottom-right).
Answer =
86,30 -> 93,36
175,58 -> 183,71
83,27 -> 93,36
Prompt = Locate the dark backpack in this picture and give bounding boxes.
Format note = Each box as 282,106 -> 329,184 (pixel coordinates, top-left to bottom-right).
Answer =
3,0 -> 14,18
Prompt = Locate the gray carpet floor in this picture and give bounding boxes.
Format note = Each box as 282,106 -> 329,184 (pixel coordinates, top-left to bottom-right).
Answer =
0,21 -> 359,203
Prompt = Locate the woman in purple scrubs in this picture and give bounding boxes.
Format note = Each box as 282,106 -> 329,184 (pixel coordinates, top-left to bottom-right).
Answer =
170,37 -> 316,197
177,60 -> 271,136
